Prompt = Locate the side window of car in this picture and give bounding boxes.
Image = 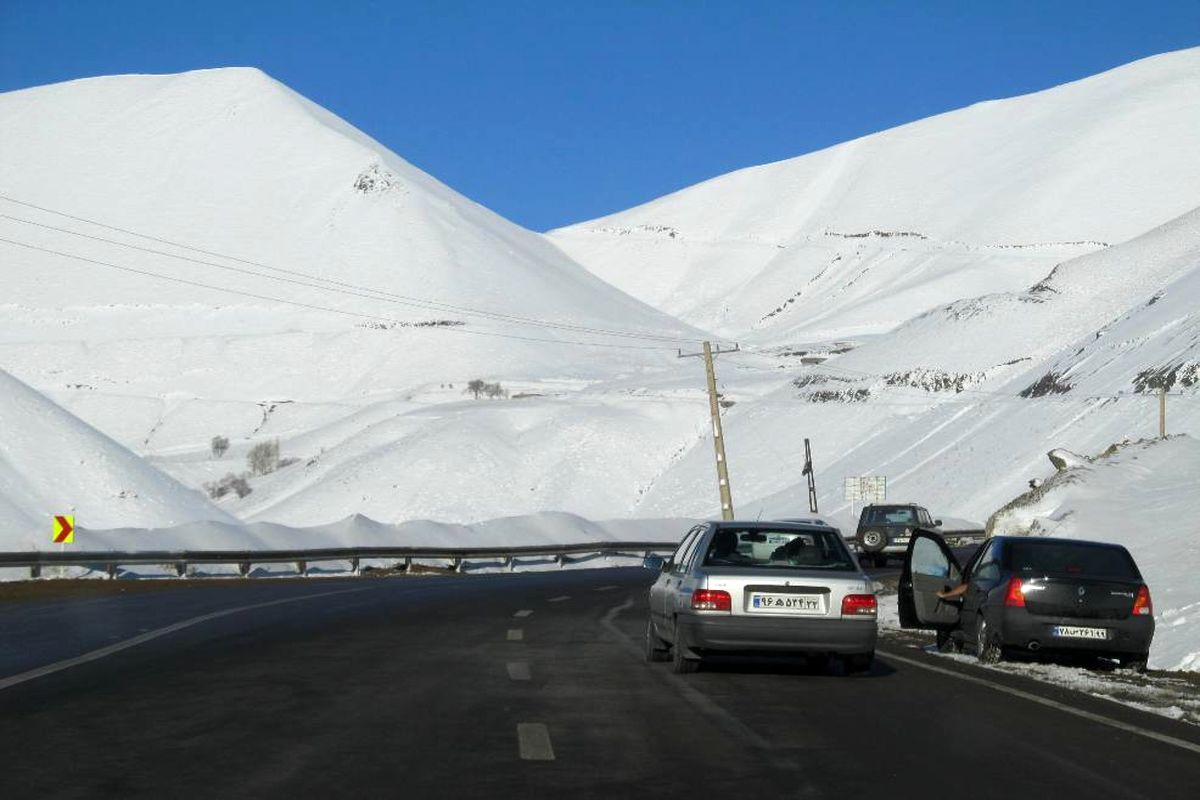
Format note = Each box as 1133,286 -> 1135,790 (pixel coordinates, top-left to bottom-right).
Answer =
676,527 -> 711,574
919,509 -> 933,527
670,527 -> 701,568
971,541 -> 1001,583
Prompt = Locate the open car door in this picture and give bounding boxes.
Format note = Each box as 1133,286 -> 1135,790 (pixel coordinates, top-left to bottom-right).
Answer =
898,529 -> 964,629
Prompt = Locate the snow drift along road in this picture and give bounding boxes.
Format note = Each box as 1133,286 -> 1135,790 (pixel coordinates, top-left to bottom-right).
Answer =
0,369 -> 234,544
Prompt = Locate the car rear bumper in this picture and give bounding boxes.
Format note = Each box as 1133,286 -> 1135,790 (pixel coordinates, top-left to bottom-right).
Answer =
999,608 -> 1154,657
677,613 -> 877,655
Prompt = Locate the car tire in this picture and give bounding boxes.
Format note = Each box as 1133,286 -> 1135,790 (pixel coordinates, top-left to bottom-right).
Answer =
844,652 -> 874,674
1119,655 -> 1149,673
670,619 -> 699,674
861,529 -> 886,552
645,617 -> 670,663
976,617 -> 1003,664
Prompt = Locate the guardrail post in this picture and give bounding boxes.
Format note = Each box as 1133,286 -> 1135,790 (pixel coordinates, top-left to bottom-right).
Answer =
453,557 -> 464,573
239,562 -> 251,577
106,563 -> 117,580
403,556 -> 412,573
504,555 -> 514,573
556,553 -> 565,569
297,560 -> 307,576
351,557 -> 360,576
30,564 -> 40,580
174,562 -> 187,578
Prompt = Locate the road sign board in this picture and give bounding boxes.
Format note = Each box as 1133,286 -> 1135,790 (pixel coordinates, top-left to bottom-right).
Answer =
843,476 -> 886,503
53,515 -> 74,544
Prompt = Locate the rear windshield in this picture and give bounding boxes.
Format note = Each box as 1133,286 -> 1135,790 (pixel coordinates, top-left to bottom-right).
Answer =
1007,541 -> 1139,580
861,506 -> 916,525
702,528 -> 856,571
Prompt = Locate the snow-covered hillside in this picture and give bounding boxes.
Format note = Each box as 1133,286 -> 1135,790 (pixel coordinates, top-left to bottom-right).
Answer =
1,54 -> 1196,563
989,436 -> 1200,672
548,48 -> 1200,341
0,369 -> 233,544
0,67 -> 716,526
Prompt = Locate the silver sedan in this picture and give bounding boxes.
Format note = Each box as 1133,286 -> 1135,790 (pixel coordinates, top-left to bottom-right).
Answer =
644,521 -> 878,674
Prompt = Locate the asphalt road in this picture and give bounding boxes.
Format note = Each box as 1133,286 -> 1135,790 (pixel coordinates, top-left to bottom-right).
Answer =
2,568 -> 1198,799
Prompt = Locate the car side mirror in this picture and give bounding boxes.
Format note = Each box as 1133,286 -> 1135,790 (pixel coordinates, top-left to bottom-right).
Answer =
643,555 -> 665,572
934,519 -> 943,527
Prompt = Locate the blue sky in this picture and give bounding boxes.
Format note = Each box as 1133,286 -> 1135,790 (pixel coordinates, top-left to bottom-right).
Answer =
3,1 -> 1198,231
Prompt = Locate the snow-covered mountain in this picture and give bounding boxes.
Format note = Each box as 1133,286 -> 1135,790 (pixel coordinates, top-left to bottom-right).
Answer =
0,68 -> 718,525
548,48 -> 1200,342
0,369 -> 234,543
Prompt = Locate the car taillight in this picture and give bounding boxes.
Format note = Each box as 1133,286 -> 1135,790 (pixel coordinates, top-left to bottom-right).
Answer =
1004,577 -> 1026,608
691,589 -> 731,612
841,594 -> 877,616
1132,585 -> 1153,616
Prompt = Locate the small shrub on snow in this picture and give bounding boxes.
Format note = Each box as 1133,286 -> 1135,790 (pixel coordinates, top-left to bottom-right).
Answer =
205,473 -> 252,499
247,439 -> 280,476
210,435 -> 230,458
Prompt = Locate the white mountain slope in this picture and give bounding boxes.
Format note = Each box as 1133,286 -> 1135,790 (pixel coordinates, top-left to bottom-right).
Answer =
634,202 -> 1200,524
0,68 -> 719,525
0,369 -> 235,544
548,48 -> 1200,341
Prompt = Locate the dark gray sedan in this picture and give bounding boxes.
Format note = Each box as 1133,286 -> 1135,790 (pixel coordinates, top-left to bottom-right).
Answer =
644,520 -> 878,674
899,530 -> 1155,670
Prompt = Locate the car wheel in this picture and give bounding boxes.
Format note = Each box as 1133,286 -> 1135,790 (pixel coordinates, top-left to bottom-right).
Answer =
1119,655 -> 1149,673
844,652 -> 874,674
861,529 -> 885,551
976,617 -> 1002,664
671,619 -> 699,674
644,617 -> 670,663
935,628 -> 961,654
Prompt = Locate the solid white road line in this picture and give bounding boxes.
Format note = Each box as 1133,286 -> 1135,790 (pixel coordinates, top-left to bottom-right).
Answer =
506,661 -> 532,681
507,628 -> 524,641
516,723 -> 555,761
882,650 -> 1200,756
547,595 -> 570,603
0,586 -> 377,692
595,585 -> 619,592
514,609 -> 534,618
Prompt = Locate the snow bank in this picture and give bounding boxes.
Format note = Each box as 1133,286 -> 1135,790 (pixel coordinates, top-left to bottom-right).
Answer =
989,436 -> 1200,672
0,369 -> 234,543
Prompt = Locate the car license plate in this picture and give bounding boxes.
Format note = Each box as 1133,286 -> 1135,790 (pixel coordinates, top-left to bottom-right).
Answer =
749,593 -> 823,613
1051,625 -> 1108,640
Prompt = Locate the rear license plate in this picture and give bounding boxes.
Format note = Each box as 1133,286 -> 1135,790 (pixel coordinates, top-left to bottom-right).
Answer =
1051,625 -> 1108,640
749,593 -> 823,613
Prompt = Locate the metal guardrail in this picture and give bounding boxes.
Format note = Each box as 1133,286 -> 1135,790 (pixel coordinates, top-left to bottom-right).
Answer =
0,541 -> 679,580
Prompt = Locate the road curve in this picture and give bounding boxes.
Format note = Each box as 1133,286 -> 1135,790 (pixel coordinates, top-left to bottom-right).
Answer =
1,568 -> 1197,799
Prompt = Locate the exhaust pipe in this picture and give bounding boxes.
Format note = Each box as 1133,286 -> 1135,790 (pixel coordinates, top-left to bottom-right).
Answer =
1027,640 -> 1041,652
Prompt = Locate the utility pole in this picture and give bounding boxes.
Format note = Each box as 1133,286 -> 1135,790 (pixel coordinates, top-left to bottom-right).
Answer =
679,341 -> 738,520
1159,386 -> 1167,439
803,438 -> 818,513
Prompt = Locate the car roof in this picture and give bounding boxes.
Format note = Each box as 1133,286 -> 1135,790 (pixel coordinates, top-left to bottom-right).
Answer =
990,535 -> 1130,551
712,520 -> 835,531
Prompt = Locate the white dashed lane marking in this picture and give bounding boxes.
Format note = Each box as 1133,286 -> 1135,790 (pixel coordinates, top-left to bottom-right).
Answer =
595,585 -> 619,592
517,723 -> 555,761
547,595 -> 570,603
513,609 -> 533,618
506,662 -> 532,681
507,628 -> 524,641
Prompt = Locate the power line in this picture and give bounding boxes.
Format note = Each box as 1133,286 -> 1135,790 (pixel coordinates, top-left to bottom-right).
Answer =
0,194 -> 705,345
0,236 -> 680,352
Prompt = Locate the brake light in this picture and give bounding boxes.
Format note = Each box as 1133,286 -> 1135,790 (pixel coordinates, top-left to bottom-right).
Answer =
841,594 -> 878,616
691,589 -> 731,612
1004,577 -> 1026,608
1132,585 -> 1153,616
